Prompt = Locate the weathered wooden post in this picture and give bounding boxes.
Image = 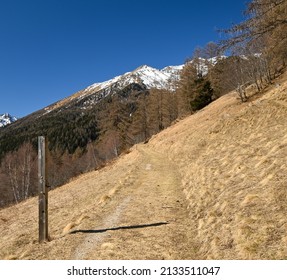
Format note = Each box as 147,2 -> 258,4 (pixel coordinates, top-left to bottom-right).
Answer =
38,136 -> 48,242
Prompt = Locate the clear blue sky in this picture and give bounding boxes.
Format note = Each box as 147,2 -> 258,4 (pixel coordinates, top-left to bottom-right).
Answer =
0,0 -> 247,118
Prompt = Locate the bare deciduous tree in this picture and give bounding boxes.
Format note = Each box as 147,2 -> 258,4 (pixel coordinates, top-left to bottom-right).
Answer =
1,142 -> 37,203
221,0 -> 287,77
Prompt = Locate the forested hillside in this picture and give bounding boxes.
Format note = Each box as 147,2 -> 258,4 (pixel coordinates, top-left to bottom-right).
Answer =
0,83 -> 180,206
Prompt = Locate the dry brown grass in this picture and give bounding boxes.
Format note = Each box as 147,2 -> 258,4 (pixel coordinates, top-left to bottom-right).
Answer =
1,73 -> 287,259
149,72 -> 287,259
62,215 -> 89,235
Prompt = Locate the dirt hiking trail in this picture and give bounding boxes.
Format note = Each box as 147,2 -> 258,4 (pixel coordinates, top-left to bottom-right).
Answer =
0,144 -> 195,260
74,147 -> 196,259
71,146 -> 194,260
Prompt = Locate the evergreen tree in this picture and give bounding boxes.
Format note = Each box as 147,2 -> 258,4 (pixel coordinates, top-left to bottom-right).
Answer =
190,80 -> 214,111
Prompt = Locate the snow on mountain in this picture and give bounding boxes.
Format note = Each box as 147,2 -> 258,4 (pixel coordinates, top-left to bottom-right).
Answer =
44,58 -> 225,113
0,113 -> 17,128
43,64 -> 184,113
85,64 -> 183,94
83,57 -> 224,97
161,65 -> 184,75
192,56 -> 227,76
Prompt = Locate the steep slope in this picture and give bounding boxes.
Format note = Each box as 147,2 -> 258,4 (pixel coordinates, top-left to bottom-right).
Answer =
0,72 -> 286,260
149,74 -> 287,259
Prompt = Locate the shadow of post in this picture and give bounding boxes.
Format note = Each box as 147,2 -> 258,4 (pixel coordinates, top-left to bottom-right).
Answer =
70,221 -> 169,234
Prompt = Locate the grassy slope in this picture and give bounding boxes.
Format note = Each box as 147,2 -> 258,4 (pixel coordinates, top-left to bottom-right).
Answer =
0,73 -> 286,260
149,72 -> 287,259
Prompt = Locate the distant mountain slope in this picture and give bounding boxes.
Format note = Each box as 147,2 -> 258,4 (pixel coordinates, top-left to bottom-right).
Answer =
1,71 -> 286,260
86,64 -> 183,91
0,63 -> 183,206
0,63 -> 183,155
42,58 -> 222,115
44,64 -> 183,113
0,113 -> 17,128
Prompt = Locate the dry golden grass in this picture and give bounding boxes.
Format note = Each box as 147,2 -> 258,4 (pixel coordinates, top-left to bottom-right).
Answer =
62,215 -> 89,235
1,73 -> 287,259
149,72 -> 287,259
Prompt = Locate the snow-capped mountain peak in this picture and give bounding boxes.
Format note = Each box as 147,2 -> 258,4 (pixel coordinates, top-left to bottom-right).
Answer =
44,63 -> 186,113
44,57 -> 227,114
85,64 -> 183,94
84,57 -> 224,97
0,113 -> 17,128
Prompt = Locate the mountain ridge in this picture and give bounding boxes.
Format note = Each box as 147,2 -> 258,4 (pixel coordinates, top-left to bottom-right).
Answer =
43,57 -> 223,115
44,64 -> 183,114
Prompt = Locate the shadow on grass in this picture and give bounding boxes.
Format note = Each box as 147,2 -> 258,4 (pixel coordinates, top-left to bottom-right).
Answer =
70,221 -> 169,235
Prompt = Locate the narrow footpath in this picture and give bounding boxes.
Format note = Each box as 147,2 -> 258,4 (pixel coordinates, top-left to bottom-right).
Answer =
71,146 -> 195,259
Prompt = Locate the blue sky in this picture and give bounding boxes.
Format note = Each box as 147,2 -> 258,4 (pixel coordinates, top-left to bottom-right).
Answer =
0,0 -> 247,118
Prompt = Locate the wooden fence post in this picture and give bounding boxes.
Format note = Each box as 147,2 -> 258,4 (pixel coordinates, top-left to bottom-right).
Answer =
38,136 -> 48,242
